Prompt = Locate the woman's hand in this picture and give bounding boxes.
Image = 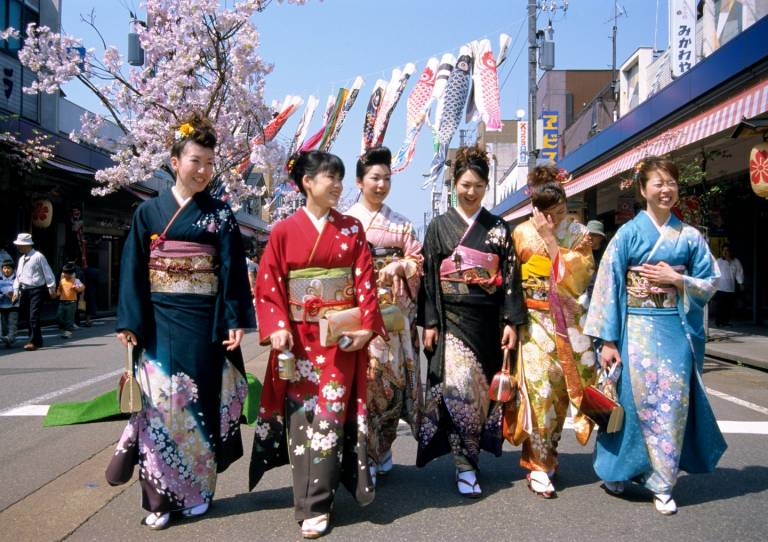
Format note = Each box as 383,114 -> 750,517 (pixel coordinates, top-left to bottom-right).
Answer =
117,330 -> 137,347
501,324 -> 518,350
339,329 -> 374,352
600,341 -> 622,369
531,207 -> 559,259
223,329 -> 245,351
378,261 -> 407,298
423,327 -> 438,351
640,262 -> 683,289
270,329 -> 293,352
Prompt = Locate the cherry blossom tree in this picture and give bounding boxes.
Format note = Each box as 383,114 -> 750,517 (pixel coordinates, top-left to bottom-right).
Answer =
5,0 -> 307,207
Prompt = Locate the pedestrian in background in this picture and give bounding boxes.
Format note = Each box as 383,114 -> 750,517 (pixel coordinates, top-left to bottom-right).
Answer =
1,257 -> 19,347
11,233 -> 56,351
714,244 -> 744,327
584,156 -> 726,515
56,262 -> 84,339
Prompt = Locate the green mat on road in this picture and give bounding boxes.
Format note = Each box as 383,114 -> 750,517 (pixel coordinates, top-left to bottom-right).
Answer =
43,373 -> 263,427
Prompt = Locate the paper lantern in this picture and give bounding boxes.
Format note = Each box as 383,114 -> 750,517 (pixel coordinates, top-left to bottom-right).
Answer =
749,142 -> 768,199
31,199 -> 53,229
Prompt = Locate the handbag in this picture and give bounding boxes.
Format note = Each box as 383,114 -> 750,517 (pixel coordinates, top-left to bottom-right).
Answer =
319,307 -> 363,347
579,364 -> 623,433
380,303 -> 405,332
489,348 -> 516,403
118,342 -> 142,414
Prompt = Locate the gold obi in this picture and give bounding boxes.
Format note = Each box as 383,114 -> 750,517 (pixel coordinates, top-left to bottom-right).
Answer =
370,246 -> 404,273
521,254 -> 551,309
626,265 -> 685,309
287,267 -> 355,322
148,241 -> 218,296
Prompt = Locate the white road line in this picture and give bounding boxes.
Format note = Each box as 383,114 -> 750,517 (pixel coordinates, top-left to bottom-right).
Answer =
706,387 -> 768,416
0,369 -> 122,417
0,405 -> 50,416
717,421 -> 768,435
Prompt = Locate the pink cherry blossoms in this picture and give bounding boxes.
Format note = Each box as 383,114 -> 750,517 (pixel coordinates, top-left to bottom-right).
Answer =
10,0 -> 310,207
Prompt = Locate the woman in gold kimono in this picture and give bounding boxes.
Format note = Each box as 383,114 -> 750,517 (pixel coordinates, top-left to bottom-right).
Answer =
505,165 -> 596,498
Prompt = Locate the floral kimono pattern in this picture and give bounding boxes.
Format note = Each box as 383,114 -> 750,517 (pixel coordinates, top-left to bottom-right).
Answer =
346,202 -> 423,463
584,211 -> 726,494
506,217 -> 596,473
249,208 -> 386,521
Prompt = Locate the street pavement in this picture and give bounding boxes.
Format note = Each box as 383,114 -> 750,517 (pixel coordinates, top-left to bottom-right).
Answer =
1,320 -> 767,541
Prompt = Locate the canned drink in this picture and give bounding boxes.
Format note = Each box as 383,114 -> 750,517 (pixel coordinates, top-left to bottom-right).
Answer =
277,350 -> 297,381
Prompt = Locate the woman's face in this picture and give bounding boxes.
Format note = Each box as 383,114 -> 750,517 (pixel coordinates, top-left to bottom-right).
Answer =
455,169 -> 487,216
171,141 -> 215,194
540,201 -> 568,228
640,168 -> 679,213
303,170 -> 343,210
356,164 -> 391,208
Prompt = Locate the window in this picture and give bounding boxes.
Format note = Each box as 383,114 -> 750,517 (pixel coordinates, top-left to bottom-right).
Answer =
1,0 -> 40,55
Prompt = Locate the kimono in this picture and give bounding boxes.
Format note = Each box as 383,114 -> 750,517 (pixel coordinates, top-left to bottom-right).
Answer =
583,211 -> 726,494
506,217 -> 596,473
417,207 -> 526,471
345,202 -> 423,464
249,208 -> 386,521
106,189 -> 255,513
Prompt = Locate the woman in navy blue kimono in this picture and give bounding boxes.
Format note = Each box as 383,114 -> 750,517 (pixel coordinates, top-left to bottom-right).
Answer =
584,156 -> 726,515
106,114 -> 256,530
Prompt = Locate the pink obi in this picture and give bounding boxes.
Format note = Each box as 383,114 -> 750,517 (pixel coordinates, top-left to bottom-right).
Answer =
439,245 -> 501,293
626,264 -> 685,309
149,240 -> 218,296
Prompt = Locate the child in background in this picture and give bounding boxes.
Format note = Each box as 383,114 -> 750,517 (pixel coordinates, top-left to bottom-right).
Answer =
0,257 -> 19,347
56,262 -> 85,338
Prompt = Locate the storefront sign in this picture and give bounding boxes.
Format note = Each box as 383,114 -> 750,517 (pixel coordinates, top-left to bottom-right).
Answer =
670,0 -> 697,77
750,142 -> 768,199
517,120 -> 528,164
538,111 -> 559,162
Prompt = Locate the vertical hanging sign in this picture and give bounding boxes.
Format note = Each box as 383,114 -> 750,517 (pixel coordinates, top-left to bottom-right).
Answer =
670,0 -> 697,78
539,111 -> 560,162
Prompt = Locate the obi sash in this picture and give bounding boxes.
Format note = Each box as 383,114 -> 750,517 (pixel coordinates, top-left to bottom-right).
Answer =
287,267 -> 355,322
370,246 -> 404,273
520,254 -> 552,310
439,244 -> 500,294
149,240 -> 218,296
626,265 -> 685,309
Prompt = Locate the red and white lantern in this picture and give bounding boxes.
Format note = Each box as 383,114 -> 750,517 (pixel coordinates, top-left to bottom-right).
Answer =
750,142 -> 768,199
31,199 -> 53,229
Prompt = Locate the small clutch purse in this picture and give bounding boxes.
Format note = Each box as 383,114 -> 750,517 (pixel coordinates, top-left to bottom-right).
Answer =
579,365 -> 623,433
118,343 -> 142,414
380,303 -> 405,332
489,348 -> 516,403
319,307 -> 363,347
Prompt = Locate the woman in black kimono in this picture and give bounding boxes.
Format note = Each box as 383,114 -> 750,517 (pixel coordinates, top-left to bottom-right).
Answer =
417,146 -> 526,497
107,114 -> 255,530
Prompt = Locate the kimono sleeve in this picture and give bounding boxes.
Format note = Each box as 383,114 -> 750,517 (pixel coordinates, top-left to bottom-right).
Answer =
400,222 -> 424,301
255,222 -> 291,344
554,227 -> 595,298
217,206 -> 257,334
583,227 -> 629,343
681,228 -> 719,338
417,219 -> 440,329
501,222 -> 527,326
352,226 -> 387,339
116,205 -> 152,341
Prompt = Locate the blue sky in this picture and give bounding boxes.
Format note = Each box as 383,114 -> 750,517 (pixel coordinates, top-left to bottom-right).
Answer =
61,0 -> 670,234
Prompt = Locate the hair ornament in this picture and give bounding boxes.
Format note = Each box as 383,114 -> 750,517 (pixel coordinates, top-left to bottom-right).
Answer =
175,122 -> 195,141
556,168 -> 572,184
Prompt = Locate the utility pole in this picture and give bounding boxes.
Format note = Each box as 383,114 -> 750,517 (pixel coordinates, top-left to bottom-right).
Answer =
608,2 -> 627,120
527,0 -> 538,172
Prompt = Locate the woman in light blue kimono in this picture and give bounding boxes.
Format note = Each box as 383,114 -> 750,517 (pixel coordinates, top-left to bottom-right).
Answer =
584,156 -> 726,515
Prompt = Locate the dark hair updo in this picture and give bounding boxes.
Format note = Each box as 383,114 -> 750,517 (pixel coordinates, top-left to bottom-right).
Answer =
356,146 -> 392,179
452,146 -> 489,185
528,164 -> 566,210
169,112 -> 217,158
288,150 -> 346,197
635,155 -> 679,190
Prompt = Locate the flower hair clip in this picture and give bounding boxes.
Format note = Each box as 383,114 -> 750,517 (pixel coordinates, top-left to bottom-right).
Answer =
556,168 -> 572,184
620,159 -> 645,190
286,155 -> 297,174
174,122 -> 194,141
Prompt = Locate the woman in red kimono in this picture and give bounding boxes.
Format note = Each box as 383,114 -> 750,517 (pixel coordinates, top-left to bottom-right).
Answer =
249,150 -> 386,539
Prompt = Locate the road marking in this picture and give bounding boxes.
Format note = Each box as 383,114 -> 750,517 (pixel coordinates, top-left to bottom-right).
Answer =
716,421 -> 768,435
0,404 -> 50,416
0,369 -> 122,416
706,387 -> 768,416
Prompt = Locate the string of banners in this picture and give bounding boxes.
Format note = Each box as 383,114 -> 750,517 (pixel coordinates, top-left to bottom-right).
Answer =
248,33 -> 513,218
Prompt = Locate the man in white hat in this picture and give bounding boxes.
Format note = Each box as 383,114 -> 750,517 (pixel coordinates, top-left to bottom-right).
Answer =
11,233 -> 56,351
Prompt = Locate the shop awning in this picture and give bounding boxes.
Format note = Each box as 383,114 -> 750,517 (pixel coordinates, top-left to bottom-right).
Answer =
506,77 -> 768,221
44,158 -> 95,176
